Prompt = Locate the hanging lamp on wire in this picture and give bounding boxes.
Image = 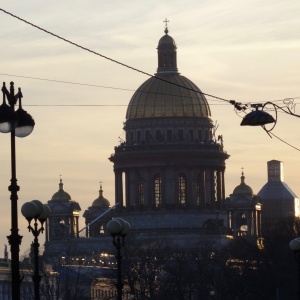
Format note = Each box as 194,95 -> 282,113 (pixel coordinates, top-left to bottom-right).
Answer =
240,104 -> 275,126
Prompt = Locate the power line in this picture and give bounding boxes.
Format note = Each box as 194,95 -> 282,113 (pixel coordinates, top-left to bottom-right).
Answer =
269,132 -> 300,152
0,72 -> 229,105
2,8 -> 300,115
1,8 -> 300,152
1,72 -> 299,107
0,8 -> 231,105
0,72 -> 136,92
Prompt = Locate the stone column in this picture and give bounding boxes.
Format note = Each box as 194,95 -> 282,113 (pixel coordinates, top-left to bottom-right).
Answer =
216,170 -> 222,209
200,170 -> 206,208
210,170 -> 215,209
125,171 -> 130,207
221,170 -> 225,200
115,170 -> 123,207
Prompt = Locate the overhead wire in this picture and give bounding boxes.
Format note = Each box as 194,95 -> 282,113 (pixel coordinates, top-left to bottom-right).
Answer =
269,132 -> 300,152
0,72 -> 229,106
0,8 -> 230,104
1,72 -> 299,107
1,8 -> 300,152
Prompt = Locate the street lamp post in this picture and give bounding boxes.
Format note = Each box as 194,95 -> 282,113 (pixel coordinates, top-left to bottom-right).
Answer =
0,81 -> 35,300
290,237 -> 300,300
21,200 -> 51,300
106,218 -> 131,300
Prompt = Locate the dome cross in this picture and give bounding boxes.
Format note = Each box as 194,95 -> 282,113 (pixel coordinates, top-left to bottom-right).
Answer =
163,18 -> 169,34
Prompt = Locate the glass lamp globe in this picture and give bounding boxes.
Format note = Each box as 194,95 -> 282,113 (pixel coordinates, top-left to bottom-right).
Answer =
38,205 -> 51,222
21,202 -> 38,221
290,237 -> 300,252
31,200 -> 44,217
0,102 -> 18,133
107,219 -> 123,235
15,107 -> 35,138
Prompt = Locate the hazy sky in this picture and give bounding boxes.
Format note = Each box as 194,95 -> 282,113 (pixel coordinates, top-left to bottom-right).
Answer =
0,0 -> 300,255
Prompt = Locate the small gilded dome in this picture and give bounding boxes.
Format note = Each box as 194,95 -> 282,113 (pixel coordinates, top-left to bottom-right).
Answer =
92,183 -> 110,208
233,171 -> 253,195
51,177 -> 72,201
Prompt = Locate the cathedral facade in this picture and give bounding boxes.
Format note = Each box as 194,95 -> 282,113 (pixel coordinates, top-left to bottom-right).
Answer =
44,24 -> 242,260
108,25 -> 231,247
110,25 -> 229,212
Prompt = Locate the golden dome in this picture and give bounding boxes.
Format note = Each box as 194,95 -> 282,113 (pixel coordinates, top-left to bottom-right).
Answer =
126,75 -> 210,119
126,26 -> 210,120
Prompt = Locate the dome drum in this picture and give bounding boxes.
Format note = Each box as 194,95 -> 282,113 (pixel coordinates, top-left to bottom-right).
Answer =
124,117 -> 214,148
110,146 -> 229,168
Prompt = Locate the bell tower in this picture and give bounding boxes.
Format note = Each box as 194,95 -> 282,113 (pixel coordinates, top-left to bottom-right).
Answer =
226,171 -> 263,247
46,177 -> 81,242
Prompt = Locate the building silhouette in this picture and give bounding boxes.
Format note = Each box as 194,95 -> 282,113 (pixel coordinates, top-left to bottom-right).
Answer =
226,171 -> 263,247
83,182 -> 111,238
46,177 -> 81,241
44,24 -> 233,260
19,23 -> 300,300
108,23 -> 231,247
258,159 -> 299,230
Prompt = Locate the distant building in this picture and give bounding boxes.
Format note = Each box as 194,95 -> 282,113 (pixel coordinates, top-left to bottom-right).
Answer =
44,177 -> 82,259
83,183 -> 111,238
258,160 -> 299,230
226,171 -> 263,247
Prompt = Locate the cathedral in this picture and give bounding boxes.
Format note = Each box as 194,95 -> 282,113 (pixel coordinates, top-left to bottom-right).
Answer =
44,24 -> 264,260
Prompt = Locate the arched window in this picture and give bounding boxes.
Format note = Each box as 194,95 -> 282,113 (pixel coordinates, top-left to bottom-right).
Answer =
237,212 -> 248,237
99,225 -> 104,235
178,175 -> 186,205
154,175 -> 162,207
138,179 -> 144,206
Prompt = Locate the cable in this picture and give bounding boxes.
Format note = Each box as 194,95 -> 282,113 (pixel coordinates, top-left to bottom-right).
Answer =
2,8 -> 300,115
2,73 -> 299,108
0,8 -> 231,105
2,73 -> 300,107
1,8 -> 300,152
0,72 -> 228,106
0,72 -> 136,92
269,132 -> 300,152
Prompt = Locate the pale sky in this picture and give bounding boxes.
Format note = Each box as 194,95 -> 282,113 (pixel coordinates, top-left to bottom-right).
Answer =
0,0 -> 300,255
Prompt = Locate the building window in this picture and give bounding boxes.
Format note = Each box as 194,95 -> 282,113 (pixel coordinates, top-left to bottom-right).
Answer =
178,175 -> 186,205
189,130 -> 194,141
178,130 -> 183,142
130,132 -> 134,144
146,131 -> 151,143
198,130 -> 202,142
138,179 -> 144,206
137,131 -> 141,143
167,130 -> 172,142
154,175 -> 162,207
156,130 -> 162,142
100,225 -> 104,235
